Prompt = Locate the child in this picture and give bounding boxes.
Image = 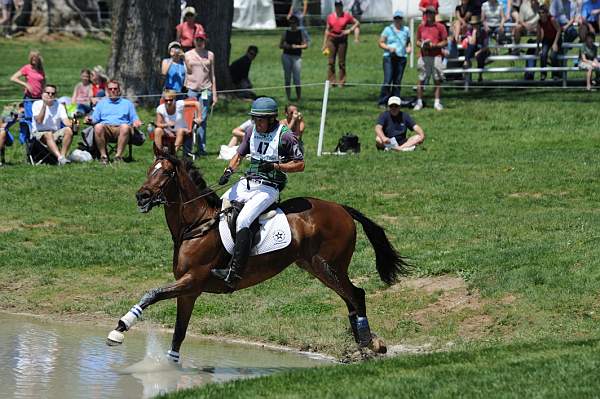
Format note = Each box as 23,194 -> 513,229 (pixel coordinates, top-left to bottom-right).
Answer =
71,68 -> 93,115
580,32 -> 600,91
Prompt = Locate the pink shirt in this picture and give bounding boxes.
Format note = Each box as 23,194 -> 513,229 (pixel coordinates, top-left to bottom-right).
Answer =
74,82 -> 92,105
176,22 -> 205,48
20,64 -> 45,98
326,12 -> 356,38
184,49 -> 214,91
419,0 -> 440,12
417,22 -> 448,57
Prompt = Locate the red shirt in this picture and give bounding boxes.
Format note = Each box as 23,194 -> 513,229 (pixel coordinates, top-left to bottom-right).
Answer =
417,22 -> 448,57
20,64 -> 45,98
92,81 -> 106,97
539,17 -> 558,43
176,22 -> 205,48
419,0 -> 439,13
326,11 -> 356,38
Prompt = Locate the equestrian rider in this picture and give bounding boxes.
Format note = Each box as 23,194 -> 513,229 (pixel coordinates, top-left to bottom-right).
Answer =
212,97 -> 305,287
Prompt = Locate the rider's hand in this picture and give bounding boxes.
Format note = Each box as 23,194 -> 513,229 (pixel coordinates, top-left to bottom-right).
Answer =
219,167 -> 234,185
258,162 -> 275,173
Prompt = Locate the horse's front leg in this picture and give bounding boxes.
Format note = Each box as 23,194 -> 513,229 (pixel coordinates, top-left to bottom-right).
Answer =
166,295 -> 199,363
106,273 -> 197,347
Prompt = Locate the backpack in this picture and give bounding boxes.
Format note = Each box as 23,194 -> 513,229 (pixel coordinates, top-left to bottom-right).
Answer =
335,133 -> 361,153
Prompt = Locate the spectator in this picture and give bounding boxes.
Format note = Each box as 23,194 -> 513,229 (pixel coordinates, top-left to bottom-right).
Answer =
280,16 -> 307,101
349,0 -> 364,42
176,6 -> 205,52
0,117 -> 13,167
10,50 -> 45,142
512,0 -> 540,52
414,7 -> 448,111
579,0 -> 600,42
579,32 -> 600,91
537,5 -> 562,80
378,10 -> 411,106
1,0 -> 12,36
464,15 -> 490,82
31,84 -> 73,165
161,41 -> 186,95
375,96 -> 425,152
419,0 -> 440,17
281,103 -> 305,139
322,0 -> 360,87
89,80 -> 142,164
550,0 -> 578,42
287,0 -> 311,44
185,31 -> 217,156
154,89 -> 201,153
91,65 -> 107,105
229,45 -> 259,99
71,68 -> 93,115
508,0 -> 522,22
482,0 -> 507,43
450,0 -> 472,57
227,118 -> 252,148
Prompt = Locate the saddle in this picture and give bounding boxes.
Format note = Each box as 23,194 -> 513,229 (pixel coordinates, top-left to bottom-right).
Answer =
224,200 -> 278,247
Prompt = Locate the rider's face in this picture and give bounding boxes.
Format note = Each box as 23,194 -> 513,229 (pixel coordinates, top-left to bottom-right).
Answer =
254,117 -> 270,133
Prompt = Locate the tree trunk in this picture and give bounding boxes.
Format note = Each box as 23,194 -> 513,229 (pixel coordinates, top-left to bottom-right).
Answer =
107,0 -> 180,105
187,0 -> 234,92
12,0 -> 102,37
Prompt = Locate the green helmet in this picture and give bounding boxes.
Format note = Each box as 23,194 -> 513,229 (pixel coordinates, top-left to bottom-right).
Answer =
249,97 -> 278,117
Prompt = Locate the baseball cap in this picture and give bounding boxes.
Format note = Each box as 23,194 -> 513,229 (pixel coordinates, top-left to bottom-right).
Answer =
425,6 -> 436,14
393,10 -> 404,19
168,41 -> 181,51
387,96 -> 402,107
194,31 -> 207,40
334,1 -> 343,6
183,6 -> 196,17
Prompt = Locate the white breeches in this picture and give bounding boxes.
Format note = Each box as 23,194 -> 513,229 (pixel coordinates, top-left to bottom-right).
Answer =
223,178 -> 279,231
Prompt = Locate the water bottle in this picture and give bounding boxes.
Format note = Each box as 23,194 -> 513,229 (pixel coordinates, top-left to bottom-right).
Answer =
147,122 -> 155,141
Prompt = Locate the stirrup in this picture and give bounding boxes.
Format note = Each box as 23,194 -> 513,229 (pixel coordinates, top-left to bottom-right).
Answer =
211,267 -> 242,286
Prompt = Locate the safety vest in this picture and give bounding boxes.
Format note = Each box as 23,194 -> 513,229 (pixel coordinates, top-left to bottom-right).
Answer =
246,124 -> 289,189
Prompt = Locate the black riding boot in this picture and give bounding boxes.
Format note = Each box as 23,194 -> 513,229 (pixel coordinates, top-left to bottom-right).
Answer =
211,227 -> 252,287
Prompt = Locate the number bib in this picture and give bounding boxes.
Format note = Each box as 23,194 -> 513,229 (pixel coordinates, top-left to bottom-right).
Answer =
249,124 -> 283,162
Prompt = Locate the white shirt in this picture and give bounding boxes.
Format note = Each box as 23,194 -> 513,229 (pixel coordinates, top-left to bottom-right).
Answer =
32,100 -> 68,133
156,100 -> 187,130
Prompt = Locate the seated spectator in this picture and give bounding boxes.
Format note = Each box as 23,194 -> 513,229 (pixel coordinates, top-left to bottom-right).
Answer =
161,41 -> 186,95
375,96 -> 425,152
512,0 -> 540,52
464,16 -> 491,81
280,103 -> 305,138
537,5 -> 562,81
227,118 -> 252,148
579,32 -> 600,91
31,84 -> 74,165
550,0 -> 578,42
482,0 -> 507,43
579,0 -> 600,42
176,6 -> 205,52
91,65 -> 107,106
154,90 -> 201,154
229,45 -> 259,99
71,68 -> 93,115
0,117 -> 13,167
450,0 -> 472,57
88,80 -> 141,164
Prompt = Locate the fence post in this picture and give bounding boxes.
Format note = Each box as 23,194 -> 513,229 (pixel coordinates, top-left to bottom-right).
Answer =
410,18 -> 415,69
317,80 -> 331,157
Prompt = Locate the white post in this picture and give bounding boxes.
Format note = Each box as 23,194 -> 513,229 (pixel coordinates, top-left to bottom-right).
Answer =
317,80 -> 331,157
410,17 -> 415,69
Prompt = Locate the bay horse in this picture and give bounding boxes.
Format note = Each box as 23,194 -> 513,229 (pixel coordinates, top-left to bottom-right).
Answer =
106,148 -> 409,361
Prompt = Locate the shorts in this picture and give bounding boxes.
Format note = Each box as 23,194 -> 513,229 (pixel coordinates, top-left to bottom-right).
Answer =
579,60 -> 599,71
101,124 -> 132,141
418,56 -> 444,82
32,127 -> 70,141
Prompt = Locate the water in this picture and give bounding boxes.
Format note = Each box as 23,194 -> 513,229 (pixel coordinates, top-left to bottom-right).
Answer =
0,313 -> 329,399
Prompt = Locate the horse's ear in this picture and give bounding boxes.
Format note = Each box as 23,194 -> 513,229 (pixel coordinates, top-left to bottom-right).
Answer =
166,140 -> 176,157
153,142 -> 164,158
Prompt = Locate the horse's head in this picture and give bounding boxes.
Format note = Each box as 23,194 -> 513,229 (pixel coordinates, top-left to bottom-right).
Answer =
136,146 -> 180,213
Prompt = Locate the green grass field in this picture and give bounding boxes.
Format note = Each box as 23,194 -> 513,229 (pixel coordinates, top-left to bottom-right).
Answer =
1,24 -> 600,397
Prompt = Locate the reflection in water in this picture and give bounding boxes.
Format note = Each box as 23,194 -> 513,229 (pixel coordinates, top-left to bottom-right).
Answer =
0,314 -> 328,399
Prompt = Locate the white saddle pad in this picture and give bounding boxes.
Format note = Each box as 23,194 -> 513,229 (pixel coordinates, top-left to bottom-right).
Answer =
219,209 -> 292,256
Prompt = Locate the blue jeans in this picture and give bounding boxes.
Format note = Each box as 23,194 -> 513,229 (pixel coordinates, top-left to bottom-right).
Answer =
378,55 -> 407,105
20,95 -> 38,144
540,39 -> 561,79
187,89 -> 212,154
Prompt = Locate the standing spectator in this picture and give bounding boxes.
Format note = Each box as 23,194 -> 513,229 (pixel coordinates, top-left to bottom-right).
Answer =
537,5 -> 562,80
1,0 -> 12,36
31,84 -> 73,165
280,16 -> 307,101
579,32 -> 600,90
287,0 -> 311,44
176,6 -> 205,52
375,96 -> 425,152
71,68 -> 93,115
322,0 -> 360,87
10,50 -> 45,142
349,0 -> 364,42
154,90 -> 201,153
482,0 -> 507,43
550,0 -> 578,42
378,10 -> 411,106
89,80 -> 142,164
91,65 -> 107,105
414,7 -> 448,111
419,0 -> 440,16
161,41 -> 186,95
281,103 -> 305,139
229,45 -> 259,99
580,0 -> 600,42
512,0 -> 540,52
185,31 -> 217,156
464,16 -> 490,82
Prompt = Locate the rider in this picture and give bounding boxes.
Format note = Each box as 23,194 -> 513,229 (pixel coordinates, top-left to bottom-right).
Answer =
211,97 -> 305,286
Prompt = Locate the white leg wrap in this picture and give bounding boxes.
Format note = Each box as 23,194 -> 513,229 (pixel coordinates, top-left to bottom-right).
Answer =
120,304 -> 143,330
167,350 -> 180,363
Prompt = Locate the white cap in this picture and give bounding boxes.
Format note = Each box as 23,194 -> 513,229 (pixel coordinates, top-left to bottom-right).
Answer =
387,96 -> 401,106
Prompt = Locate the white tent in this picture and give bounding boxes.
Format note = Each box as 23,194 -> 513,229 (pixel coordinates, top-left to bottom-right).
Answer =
233,0 -> 276,30
320,0 -> 459,20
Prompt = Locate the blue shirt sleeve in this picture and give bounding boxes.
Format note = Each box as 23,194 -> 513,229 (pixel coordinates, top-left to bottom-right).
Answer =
92,101 -> 102,124
128,101 -> 139,124
404,113 -> 416,131
377,111 -> 388,126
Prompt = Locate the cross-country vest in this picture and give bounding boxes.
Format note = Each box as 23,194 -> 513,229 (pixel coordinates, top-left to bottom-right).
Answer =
246,124 -> 288,189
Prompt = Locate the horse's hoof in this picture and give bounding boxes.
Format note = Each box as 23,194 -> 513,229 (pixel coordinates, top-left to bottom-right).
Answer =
106,330 -> 124,346
368,336 -> 387,354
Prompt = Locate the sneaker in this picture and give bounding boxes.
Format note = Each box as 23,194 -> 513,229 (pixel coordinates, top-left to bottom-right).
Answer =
57,156 -> 71,166
100,156 -> 109,165
434,102 -> 444,111
413,101 -> 423,111
400,145 -> 416,152
114,156 -> 124,163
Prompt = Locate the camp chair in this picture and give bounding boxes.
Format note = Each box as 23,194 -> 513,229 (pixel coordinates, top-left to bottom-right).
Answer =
78,122 -> 134,161
1,114 -> 17,165
150,98 -> 198,159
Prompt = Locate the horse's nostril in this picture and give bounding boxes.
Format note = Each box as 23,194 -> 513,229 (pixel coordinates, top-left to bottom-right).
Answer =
136,191 -> 150,201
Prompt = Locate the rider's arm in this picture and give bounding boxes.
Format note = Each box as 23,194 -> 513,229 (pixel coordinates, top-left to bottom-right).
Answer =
275,159 -> 304,173
226,152 -> 243,171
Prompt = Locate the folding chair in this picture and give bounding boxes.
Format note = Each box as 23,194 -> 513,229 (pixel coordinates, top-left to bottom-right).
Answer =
182,97 -> 200,160
1,114 -> 17,165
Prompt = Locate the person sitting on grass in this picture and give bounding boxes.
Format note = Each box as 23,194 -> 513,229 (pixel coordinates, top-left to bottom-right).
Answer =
579,32 -> 600,91
375,96 -> 425,152
280,103 -> 305,139
227,118 -> 253,148
154,90 -> 201,154
31,84 -> 74,165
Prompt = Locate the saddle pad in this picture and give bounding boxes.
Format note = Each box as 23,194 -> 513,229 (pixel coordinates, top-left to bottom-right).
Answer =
219,208 -> 292,256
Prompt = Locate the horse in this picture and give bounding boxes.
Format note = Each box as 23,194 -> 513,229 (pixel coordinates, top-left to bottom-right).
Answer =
106,147 -> 410,361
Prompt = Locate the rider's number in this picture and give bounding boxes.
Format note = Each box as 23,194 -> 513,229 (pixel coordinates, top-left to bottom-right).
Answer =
257,142 -> 269,155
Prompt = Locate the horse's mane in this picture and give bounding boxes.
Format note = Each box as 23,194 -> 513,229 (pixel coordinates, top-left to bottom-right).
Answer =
165,154 -> 222,209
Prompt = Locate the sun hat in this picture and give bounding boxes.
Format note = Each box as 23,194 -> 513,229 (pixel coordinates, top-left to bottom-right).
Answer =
168,41 -> 182,51
387,96 -> 402,107
183,6 -> 196,17
334,1 -> 343,6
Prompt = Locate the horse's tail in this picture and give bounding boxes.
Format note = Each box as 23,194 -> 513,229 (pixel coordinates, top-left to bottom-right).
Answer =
343,205 -> 411,285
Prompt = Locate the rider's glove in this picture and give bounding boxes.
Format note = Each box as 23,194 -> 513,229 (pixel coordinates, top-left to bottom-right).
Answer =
219,167 -> 234,185
258,162 -> 275,173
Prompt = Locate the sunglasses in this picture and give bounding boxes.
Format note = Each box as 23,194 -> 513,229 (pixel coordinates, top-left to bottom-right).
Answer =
45,91 -> 56,96
107,87 -> 119,91
165,98 -> 174,102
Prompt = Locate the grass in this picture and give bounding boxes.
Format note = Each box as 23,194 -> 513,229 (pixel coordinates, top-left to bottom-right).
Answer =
1,24 -> 600,397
